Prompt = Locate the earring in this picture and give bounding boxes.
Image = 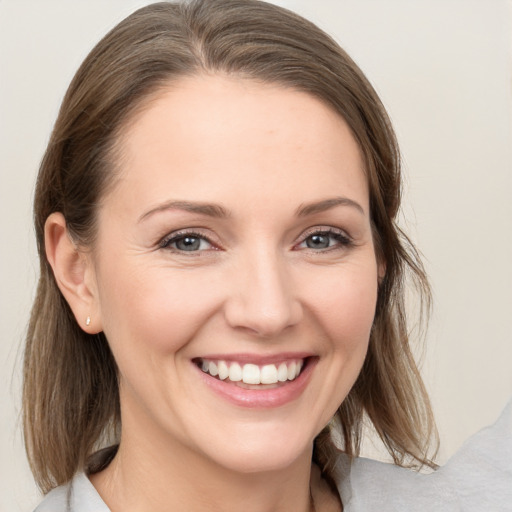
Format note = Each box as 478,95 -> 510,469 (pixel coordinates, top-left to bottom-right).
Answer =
86,316 -> 91,326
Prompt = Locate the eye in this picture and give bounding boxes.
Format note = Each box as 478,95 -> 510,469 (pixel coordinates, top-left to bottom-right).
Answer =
160,232 -> 214,252
297,228 -> 352,251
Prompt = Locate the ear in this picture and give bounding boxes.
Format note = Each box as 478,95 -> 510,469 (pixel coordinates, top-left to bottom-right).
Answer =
45,212 -> 102,333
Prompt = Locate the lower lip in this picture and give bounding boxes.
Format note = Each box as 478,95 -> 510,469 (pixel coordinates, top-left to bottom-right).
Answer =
194,359 -> 317,409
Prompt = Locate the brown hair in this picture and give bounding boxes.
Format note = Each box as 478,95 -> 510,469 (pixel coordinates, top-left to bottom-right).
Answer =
23,0 -> 437,494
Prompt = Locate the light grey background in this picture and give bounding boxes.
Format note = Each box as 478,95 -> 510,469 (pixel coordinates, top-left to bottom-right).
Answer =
1,1 -> 511,510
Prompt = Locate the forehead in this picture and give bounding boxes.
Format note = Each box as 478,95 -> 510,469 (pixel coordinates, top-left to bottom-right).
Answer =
109,74 -> 368,214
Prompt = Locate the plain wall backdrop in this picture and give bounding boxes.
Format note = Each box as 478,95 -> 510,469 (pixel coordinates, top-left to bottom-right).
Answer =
1,1 -> 511,510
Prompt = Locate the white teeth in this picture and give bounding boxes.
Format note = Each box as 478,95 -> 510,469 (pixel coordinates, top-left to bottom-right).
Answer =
218,360 -> 229,380
242,364 -> 260,384
287,362 -> 297,381
277,363 -> 288,382
260,364 -> 278,384
200,358 -> 305,384
228,362 -> 242,382
208,361 -> 218,377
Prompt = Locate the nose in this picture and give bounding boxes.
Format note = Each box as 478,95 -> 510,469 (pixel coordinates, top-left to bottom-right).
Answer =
223,247 -> 303,338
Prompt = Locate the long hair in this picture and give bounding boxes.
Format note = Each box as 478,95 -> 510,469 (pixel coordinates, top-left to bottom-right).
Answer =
23,0 -> 437,494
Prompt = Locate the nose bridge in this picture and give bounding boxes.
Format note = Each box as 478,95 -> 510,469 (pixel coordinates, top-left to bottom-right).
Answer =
224,243 -> 302,337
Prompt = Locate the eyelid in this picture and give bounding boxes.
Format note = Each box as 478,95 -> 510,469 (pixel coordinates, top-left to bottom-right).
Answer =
157,225 -> 353,253
294,226 -> 353,250
158,228 -> 219,252
299,225 -> 352,240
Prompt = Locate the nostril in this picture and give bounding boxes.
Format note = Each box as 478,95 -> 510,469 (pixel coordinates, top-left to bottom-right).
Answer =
224,297 -> 303,338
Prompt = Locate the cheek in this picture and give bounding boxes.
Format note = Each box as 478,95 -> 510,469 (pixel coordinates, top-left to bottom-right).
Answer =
304,261 -> 378,352
96,258 -> 223,358
296,260 -> 378,427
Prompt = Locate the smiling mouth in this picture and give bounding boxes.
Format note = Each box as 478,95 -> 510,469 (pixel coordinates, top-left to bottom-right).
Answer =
194,358 -> 308,387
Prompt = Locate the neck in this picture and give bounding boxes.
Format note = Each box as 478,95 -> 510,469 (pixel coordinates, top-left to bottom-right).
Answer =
90,413 -> 315,512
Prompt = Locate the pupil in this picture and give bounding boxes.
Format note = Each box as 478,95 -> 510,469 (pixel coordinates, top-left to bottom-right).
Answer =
307,234 -> 329,249
177,236 -> 200,251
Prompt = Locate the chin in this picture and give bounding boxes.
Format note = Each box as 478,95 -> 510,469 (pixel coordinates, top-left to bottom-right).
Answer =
192,422 -> 316,475
209,444 -> 310,475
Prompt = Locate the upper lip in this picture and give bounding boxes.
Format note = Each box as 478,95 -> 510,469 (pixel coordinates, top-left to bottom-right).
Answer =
194,352 -> 314,365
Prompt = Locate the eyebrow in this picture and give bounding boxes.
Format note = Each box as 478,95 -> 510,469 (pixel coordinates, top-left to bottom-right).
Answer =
138,195 -> 365,223
138,200 -> 230,223
295,197 -> 365,217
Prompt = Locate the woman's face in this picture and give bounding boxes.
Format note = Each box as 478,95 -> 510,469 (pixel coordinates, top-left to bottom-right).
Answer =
90,75 -> 380,473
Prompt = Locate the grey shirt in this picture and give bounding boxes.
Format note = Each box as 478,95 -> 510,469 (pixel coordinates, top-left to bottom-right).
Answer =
34,398 -> 512,512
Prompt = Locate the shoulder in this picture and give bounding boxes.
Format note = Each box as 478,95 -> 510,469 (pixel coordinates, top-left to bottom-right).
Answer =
33,483 -> 71,512
337,398 -> 512,512
33,473 -> 109,512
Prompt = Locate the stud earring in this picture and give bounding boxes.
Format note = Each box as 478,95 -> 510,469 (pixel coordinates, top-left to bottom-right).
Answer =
86,316 -> 91,326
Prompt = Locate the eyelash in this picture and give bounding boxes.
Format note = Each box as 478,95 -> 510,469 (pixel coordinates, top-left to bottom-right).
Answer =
296,227 -> 353,252
158,227 -> 353,254
159,230 -> 216,253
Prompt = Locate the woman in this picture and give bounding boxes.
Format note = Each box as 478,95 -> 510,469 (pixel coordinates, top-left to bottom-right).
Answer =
23,1 -> 511,511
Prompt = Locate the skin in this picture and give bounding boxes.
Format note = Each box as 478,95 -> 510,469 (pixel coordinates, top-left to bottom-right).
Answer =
46,75 -> 382,512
